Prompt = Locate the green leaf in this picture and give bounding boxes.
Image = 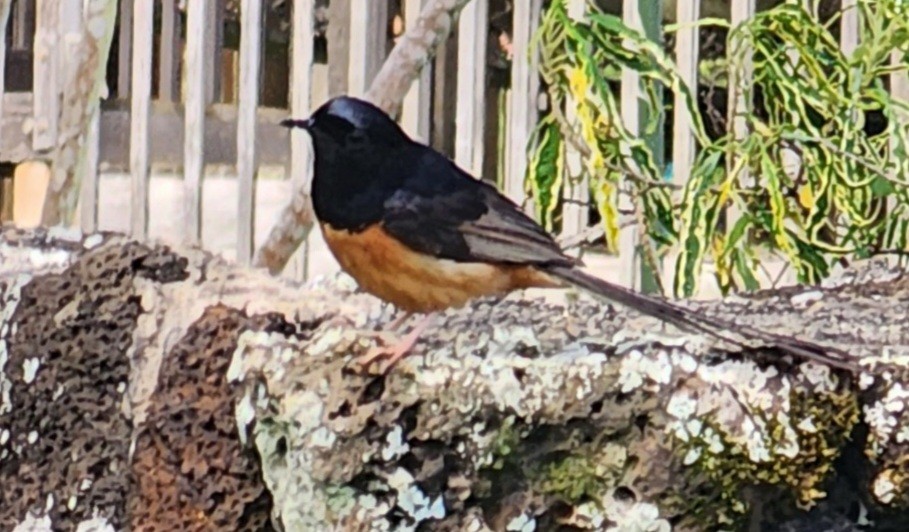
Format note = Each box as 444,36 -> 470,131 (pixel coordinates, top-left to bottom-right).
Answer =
527,118 -> 565,232
733,249 -> 762,292
871,175 -> 896,197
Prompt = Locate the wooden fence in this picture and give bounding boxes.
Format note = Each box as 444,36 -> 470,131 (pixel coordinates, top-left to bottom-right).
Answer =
0,0 -> 907,289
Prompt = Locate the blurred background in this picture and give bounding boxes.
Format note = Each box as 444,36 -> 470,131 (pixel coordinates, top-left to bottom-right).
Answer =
0,0 -> 906,299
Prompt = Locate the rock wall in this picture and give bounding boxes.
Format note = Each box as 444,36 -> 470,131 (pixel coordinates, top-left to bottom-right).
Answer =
1,226 -> 908,531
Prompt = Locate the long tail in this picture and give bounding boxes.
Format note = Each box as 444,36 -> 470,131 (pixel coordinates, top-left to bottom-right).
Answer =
545,265 -> 858,372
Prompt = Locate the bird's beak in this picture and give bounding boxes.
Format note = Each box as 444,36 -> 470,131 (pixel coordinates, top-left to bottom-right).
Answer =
280,117 -> 314,130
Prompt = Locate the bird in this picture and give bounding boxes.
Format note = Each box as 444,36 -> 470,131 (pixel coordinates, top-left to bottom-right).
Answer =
281,96 -> 856,372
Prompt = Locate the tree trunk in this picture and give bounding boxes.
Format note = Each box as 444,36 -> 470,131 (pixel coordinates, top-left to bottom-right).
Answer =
2,227 -> 908,530
39,0 -> 117,226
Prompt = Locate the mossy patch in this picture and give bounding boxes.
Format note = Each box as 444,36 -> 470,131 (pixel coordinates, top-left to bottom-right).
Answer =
667,384 -> 859,527
530,443 -> 629,503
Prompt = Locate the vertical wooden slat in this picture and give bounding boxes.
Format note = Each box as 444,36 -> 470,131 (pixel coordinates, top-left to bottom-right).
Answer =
840,1 -> 861,220
890,59 -> 909,104
671,1 -> 699,189
891,50 -> 909,218
0,0 -> 12,129
840,0 -> 859,56
117,0 -> 132,99
776,0 -> 804,261
400,0 -> 431,142
290,0 -> 316,280
347,0 -> 388,97
618,0 -> 642,289
561,0 -> 589,239
726,0 -> 756,256
454,0 -> 488,176
327,0 -> 351,97
838,0 -> 859,134
159,0 -> 181,102
184,0 -> 208,244
130,0 -> 154,239
505,0 -> 542,205
32,0 -> 60,151
666,0 -> 699,290
729,0 -> 755,140
80,110 -> 100,234
236,0 -> 263,265
619,0 -> 642,152
431,34 -> 457,155
205,0 -> 224,104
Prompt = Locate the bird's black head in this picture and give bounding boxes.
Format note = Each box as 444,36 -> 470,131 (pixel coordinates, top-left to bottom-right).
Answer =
282,96 -> 413,230
282,96 -> 409,160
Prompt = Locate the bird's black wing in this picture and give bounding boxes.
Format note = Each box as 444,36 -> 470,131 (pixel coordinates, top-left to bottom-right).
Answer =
380,147 -> 576,268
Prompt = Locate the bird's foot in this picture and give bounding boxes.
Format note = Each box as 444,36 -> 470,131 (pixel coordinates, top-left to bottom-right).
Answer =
383,310 -> 413,332
356,334 -> 421,371
355,315 -> 433,372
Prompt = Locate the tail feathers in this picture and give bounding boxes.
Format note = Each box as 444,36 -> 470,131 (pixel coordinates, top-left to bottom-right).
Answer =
545,265 -> 857,372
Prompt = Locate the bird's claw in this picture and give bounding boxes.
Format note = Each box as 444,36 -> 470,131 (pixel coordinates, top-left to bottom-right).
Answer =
354,316 -> 432,373
355,336 -> 419,373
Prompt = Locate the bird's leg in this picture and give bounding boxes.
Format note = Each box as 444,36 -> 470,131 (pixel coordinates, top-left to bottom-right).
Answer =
384,310 -> 413,332
355,310 -> 413,344
356,314 -> 434,370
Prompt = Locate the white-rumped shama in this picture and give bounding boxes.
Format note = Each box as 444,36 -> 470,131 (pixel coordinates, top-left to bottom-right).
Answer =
282,96 -> 855,372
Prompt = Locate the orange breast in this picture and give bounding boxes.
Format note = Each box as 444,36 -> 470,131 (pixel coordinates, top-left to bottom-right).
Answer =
320,223 -> 555,313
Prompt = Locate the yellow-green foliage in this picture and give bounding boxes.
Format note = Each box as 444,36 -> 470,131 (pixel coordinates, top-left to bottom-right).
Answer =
531,0 -> 909,297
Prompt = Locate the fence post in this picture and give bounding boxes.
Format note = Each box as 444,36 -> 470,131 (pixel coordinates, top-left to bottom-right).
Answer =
236,0 -> 264,265
891,55 -> 909,111
400,0 -> 431,142
619,0 -> 662,292
779,6 -> 808,203
840,0 -> 859,56
560,0 -> 589,244
80,110 -> 100,234
726,0 -> 755,283
348,0 -> 388,97
32,0 -> 60,151
129,0 -> 153,239
289,0 -> 316,280
505,0 -> 542,207
0,0 -> 12,130
205,0 -> 224,104
667,0 -> 699,293
454,0 -> 488,177
891,47 -> 909,229
159,0 -> 181,102
117,0 -> 132,99
327,0 -> 351,97
184,0 -> 209,244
